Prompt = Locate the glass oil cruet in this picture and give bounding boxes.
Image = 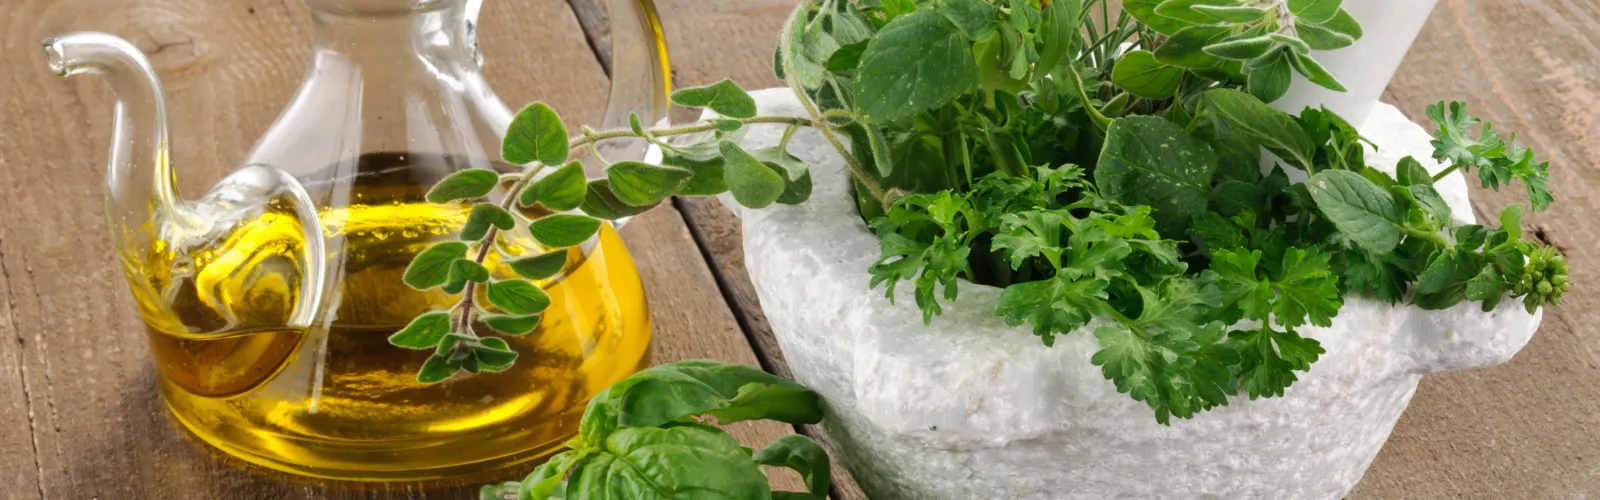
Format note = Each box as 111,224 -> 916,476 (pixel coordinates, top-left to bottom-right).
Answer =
41,0 -> 668,480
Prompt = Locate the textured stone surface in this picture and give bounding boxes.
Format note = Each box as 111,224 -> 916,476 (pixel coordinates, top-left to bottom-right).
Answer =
718,90 -> 1543,500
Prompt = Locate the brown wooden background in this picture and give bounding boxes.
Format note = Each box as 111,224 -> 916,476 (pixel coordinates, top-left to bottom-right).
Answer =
0,0 -> 1596,498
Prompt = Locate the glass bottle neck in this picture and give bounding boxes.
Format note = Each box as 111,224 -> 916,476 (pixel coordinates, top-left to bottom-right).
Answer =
308,2 -> 481,74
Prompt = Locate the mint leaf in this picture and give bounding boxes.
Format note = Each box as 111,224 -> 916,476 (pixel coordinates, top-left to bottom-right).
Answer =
503,102 -> 569,165
461,203 -> 515,241
508,250 -> 568,280
606,161 -> 693,207
528,214 -> 602,248
403,241 -> 468,289
931,0 -> 1000,39
1095,116 -> 1219,237
1204,89 -> 1316,171
1395,156 -> 1432,186
1306,170 -> 1404,254
520,161 -> 587,211
426,169 -> 499,204
389,312 -> 451,349
670,78 -> 757,119
855,10 -> 979,122
486,279 -> 552,315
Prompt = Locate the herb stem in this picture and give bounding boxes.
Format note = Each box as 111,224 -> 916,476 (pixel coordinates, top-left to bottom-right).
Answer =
1431,164 -> 1461,183
453,167 -> 544,338
780,1 -> 894,210
567,116 -> 814,153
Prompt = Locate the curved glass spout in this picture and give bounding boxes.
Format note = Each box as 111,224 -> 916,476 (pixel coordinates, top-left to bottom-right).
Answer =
43,32 -> 327,334
44,32 -> 184,239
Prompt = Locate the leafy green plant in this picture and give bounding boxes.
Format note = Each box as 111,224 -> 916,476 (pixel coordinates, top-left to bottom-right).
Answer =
480,360 -> 832,499
392,0 -> 1569,425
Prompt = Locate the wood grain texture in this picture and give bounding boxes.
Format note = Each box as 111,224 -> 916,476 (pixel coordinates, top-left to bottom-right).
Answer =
1351,0 -> 1600,498
0,0 -> 789,498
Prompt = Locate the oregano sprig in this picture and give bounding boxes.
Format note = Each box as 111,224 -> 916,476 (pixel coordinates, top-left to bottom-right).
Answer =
392,79 -> 887,383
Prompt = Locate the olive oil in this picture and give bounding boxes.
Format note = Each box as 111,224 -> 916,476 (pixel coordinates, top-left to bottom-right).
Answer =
131,153 -> 651,480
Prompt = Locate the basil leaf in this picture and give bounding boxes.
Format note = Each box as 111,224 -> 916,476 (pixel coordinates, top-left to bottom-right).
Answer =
855,10 -> 979,122
503,102 -> 569,165
1095,116 -> 1219,237
486,279 -> 552,315
1306,170 -> 1404,254
754,435 -> 832,499
670,78 -> 757,119
520,161 -> 587,211
565,425 -> 771,499
528,214 -> 603,248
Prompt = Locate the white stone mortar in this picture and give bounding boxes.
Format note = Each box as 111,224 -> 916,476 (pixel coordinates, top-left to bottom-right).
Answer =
714,89 -> 1542,499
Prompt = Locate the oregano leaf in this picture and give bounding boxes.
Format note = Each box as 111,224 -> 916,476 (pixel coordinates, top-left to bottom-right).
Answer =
720,141 -> 786,208
504,102 -> 569,165
606,161 -> 694,207
451,259 -> 490,284
670,79 -> 757,119
425,169 -> 499,204
1287,51 -> 1346,92
528,214 -> 603,248
508,250 -> 569,280
417,354 -> 459,384
580,180 -> 659,219
473,337 -> 519,372
403,241 -> 468,289
482,314 -> 542,336
486,279 -> 552,315
460,203 -> 515,241
520,161 -> 587,211
388,312 -> 451,349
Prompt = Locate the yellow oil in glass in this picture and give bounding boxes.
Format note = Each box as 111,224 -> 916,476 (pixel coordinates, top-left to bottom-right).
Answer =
127,153 -> 651,480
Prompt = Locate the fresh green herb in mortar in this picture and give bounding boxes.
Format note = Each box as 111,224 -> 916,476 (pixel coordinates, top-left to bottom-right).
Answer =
393,0 -> 1569,426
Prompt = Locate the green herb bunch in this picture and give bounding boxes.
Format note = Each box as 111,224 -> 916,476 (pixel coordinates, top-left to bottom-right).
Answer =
480,360 -> 833,499
780,0 -> 1567,424
390,0 -> 1570,425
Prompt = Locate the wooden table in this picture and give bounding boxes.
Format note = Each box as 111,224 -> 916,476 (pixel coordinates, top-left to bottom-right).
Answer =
0,0 -> 1594,498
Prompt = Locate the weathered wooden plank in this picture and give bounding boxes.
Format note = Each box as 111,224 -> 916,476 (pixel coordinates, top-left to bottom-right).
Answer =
1351,0 -> 1600,498
0,0 -> 785,498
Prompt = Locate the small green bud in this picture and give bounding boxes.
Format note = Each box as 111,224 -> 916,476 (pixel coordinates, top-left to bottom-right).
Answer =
1537,281 -> 1553,295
